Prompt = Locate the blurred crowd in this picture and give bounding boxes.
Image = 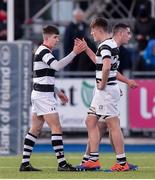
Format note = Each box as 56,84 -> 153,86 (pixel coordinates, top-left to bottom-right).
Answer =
1,0 -> 155,73
134,4 -> 155,71
0,0 -> 23,40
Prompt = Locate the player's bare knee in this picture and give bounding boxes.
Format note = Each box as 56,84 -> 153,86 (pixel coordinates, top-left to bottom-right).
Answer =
86,119 -> 96,129
85,118 -> 93,128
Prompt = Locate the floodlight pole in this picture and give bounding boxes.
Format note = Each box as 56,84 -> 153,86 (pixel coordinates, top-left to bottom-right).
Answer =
7,0 -> 14,41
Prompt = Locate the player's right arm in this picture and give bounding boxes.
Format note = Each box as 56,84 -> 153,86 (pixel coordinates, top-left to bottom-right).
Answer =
85,46 -> 96,63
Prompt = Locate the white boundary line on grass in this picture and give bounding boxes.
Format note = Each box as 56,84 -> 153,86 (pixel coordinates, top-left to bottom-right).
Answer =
6,156 -> 153,160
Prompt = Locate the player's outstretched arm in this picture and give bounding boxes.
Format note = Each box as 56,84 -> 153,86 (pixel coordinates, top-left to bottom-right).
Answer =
75,38 -> 96,63
116,71 -> 138,88
85,46 -> 96,64
48,41 -> 85,71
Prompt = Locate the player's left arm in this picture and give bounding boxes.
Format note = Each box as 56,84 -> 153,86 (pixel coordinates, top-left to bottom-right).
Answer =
116,71 -> 138,88
97,58 -> 111,90
54,87 -> 69,105
44,41 -> 85,71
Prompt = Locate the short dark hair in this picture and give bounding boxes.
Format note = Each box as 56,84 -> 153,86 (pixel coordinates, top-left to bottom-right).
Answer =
90,17 -> 108,32
113,23 -> 130,34
42,25 -> 59,35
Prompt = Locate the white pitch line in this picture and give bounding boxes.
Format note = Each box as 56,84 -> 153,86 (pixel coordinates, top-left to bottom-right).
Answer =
27,156 -> 155,160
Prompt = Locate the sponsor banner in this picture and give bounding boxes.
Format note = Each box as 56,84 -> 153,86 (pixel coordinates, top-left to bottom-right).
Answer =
0,42 -> 32,155
129,80 -> 155,129
17,42 -> 32,151
56,79 -> 128,129
0,43 -> 20,154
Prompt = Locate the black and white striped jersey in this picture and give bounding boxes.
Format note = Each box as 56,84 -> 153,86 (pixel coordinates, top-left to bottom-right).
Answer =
96,38 -> 119,85
31,44 -> 76,99
32,45 -> 56,99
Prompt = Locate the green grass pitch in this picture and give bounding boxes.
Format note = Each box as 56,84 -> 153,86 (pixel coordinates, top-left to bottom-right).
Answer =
0,153 -> 155,179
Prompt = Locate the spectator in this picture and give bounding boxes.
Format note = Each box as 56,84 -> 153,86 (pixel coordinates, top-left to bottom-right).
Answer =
0,9 -> 7,40
134,4 -> 155,51
63,8 -> 96,71
143,39 -> 155,71
0,8 -> 23,41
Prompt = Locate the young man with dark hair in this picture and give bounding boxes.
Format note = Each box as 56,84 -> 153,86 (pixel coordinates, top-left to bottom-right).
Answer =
19,25 -> 85,172
76,18 -> 138,172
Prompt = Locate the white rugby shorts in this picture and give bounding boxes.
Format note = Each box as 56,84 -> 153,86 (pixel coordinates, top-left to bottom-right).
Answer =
88,84 -> 121,119
31,97 -> 57,116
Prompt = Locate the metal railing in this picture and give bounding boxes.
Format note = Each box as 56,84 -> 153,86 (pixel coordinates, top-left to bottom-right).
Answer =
131,71 -> 155,79
55,70 -> 155,79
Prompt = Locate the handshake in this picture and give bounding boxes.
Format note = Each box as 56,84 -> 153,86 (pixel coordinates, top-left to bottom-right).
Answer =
72,38 -> 88,55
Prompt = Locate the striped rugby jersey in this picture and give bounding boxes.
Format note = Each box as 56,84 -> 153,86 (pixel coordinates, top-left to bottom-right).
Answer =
31,45 -> 56,99
96,38 -> 120,85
